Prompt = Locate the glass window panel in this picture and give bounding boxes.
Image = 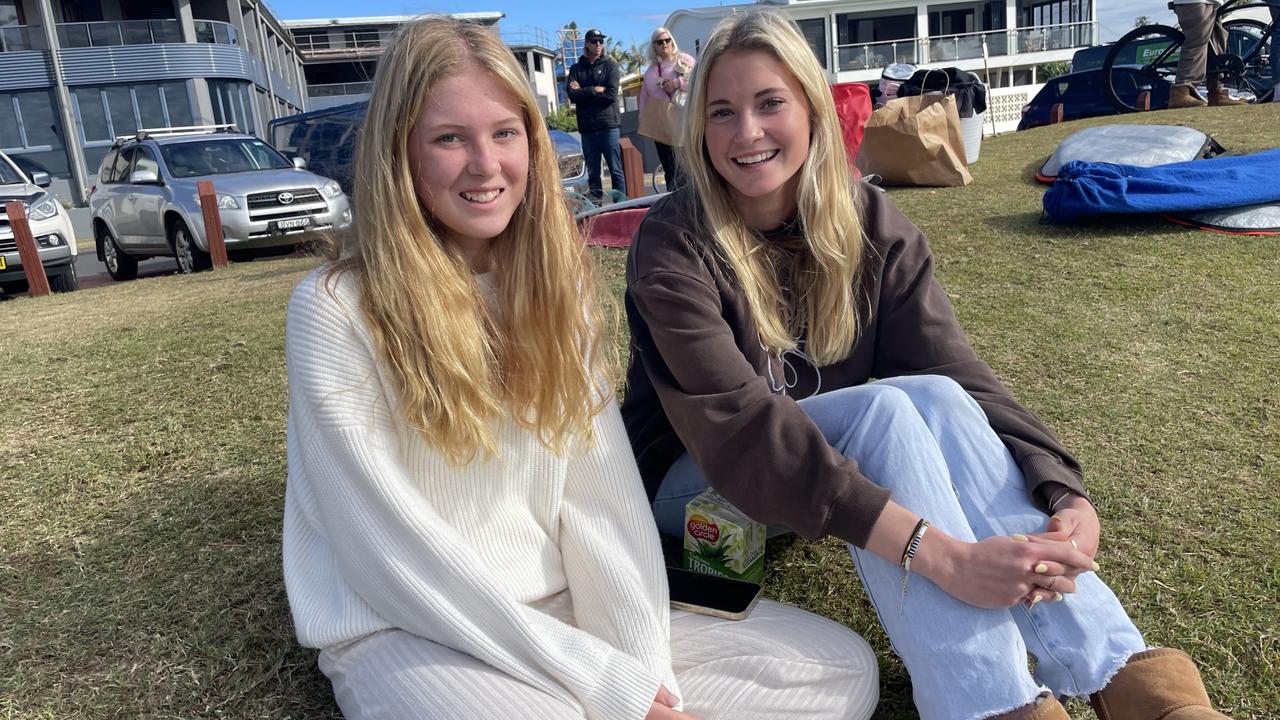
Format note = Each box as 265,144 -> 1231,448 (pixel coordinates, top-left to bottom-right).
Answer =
57,24 -> 90,48
135,84 -> 165,129
105,86 -> 137,138
0,94 -> 20,148
151,19 -> 180,43
9,149 -> 68,178
89,22 -> 122,46
162,83 -> 193,126
0,2 -> 19,25
16,91 -> 61,148
74,88 -> 110,141
121,20 -> 151,45
88,147 -> 114,180
133,145 -> 158,177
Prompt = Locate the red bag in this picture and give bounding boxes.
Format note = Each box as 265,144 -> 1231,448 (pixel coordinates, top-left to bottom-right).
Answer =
830,82 -> 871,177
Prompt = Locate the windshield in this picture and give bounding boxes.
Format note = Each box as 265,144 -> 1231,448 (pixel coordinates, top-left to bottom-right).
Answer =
0,156 -> 25,185
159,138 -> 293,178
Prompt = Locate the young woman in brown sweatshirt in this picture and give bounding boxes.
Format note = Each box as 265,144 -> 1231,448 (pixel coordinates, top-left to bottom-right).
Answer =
621,11 -> 1231,720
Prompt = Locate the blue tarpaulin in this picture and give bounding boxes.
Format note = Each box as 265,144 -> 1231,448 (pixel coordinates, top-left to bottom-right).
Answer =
1043,148 -> 1280,223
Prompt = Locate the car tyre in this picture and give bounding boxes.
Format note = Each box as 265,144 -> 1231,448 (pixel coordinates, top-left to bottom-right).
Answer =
50,263 -> 79,293
99,224 -> 138,281
172,219 -> 211,274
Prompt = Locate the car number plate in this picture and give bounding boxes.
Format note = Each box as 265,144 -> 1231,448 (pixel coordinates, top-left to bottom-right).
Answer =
274,217 -> 312,230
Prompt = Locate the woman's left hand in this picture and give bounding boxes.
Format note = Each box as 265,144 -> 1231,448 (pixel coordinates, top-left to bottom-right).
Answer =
1020,495 -> 1101,608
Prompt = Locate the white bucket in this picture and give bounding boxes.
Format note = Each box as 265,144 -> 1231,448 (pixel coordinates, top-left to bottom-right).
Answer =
959,110 -> 984,165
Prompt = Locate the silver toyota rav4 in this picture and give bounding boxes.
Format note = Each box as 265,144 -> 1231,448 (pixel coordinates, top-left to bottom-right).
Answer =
89,126 -> 352,280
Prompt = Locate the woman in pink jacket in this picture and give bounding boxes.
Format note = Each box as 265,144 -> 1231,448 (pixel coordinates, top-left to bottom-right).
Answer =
639,27 -> 695,190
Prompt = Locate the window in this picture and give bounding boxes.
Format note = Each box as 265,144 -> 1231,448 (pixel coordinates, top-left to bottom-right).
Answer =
74,89 -> 111,141
163,82 -> 193,127
159,138 -> 290,178
534,54 -> 545,72
16,91 -> 59,147
796,18 -> 828,69
132,145 -> 159,178
105,86 -> 137,138
0,95 -> 20,148
109,147 -> 135,183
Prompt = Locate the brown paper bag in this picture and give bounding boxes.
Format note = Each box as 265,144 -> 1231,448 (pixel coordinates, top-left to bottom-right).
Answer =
856,94 -> 972,187
638,93 -> 686,146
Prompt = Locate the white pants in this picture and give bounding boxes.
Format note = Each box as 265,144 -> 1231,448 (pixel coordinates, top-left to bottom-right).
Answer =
318,599 -> 879,720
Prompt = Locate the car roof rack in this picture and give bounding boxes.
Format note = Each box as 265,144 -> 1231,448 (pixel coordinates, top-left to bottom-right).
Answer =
112,124 -> 241,145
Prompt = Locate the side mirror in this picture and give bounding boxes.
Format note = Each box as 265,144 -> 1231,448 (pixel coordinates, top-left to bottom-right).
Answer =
130,169 -> 160,184
31,171 -> 51,187
292,156 -> 308,170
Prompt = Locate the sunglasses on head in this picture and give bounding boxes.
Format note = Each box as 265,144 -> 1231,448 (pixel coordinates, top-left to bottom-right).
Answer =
655,37 -> 672,45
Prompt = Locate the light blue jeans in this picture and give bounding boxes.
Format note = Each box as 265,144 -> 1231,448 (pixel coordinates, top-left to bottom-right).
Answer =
652,375 -> 1146,720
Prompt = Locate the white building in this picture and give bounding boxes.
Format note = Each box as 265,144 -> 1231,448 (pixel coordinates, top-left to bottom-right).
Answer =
666,0 -> 1098,132
284,14 -> 560,116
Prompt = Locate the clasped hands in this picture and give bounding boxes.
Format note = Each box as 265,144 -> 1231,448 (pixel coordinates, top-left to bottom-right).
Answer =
936,494 -> 1102,610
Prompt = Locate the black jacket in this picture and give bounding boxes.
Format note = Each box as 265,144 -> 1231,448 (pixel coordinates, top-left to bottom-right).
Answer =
566,54 -> 621,132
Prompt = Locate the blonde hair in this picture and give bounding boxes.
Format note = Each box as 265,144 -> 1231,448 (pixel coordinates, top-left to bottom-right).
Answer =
677,11 -> 864,365
646,26 -> 679,67
329,16 -> 605,464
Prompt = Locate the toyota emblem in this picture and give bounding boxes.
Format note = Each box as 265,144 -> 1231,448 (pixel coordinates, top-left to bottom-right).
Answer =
278,192 -> 295,204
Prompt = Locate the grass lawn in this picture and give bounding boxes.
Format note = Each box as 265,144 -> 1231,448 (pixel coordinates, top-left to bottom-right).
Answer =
2,105 -> 1277,719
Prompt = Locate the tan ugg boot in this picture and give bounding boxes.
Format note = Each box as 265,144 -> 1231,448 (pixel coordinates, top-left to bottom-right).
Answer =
1206,89 -> 1247,106
1168,85 -> 1207,109
1090,648 -> 1231,719
988,693 -> 1069,720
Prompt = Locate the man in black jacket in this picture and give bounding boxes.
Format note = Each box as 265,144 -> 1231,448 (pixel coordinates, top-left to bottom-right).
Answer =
566,28 -> 625,201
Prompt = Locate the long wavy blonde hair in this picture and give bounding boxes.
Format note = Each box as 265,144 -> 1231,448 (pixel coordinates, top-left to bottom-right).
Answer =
329,16 -> 605,464
678,11 -> 865,364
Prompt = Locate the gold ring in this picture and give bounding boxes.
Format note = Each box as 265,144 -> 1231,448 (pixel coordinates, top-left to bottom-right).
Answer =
1069,539 -> 1079,551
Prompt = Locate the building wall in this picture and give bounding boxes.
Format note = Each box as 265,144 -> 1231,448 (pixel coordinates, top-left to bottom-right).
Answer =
0,0 -> 308,204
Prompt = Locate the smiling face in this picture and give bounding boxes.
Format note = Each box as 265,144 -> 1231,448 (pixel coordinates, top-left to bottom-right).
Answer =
406,68 -> 529,270
703,50 -> 811,230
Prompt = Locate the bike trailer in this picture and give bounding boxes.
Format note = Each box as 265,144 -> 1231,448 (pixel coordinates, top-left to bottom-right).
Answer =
1036,124 -> 1226,183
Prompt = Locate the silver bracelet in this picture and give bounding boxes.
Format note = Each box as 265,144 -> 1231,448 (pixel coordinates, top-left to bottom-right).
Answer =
898,519 -> 930,614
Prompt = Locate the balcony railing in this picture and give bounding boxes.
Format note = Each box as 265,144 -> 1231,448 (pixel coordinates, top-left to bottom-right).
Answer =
193,20 -> 239,47
57,19 -> 182,48
0,24 -> 45,52
834,20 -> 1097,72
293,29 -> 389,56
307,81 -> 373,97
53,19 -> 238,48
502,27 -> 556,51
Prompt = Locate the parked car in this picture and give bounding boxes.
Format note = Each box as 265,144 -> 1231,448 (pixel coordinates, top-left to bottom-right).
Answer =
1016,67 -> 1171,131
0,150 -> 79,295
89,126 -> 353,280
268,101 -> 589,199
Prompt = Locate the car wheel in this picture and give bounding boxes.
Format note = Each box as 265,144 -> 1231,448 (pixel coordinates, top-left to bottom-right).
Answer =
171,220 -> 211,274
99,224 -> 138,281
49,263 -> 79,293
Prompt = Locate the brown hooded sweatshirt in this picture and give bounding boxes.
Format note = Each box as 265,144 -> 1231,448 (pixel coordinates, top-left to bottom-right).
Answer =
621,185 -> 1086,549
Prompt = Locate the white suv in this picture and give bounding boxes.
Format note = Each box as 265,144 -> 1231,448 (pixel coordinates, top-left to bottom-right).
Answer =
89,126 -> 352,280
0,151 -> 79,295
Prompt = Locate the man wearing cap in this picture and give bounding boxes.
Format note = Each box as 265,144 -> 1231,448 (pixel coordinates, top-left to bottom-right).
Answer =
567,28 -> 626,201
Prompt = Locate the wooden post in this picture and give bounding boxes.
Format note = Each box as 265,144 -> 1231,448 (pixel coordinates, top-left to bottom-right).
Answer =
1049,103 -> 1065,124
4,201 -> 50,297
196,179 -> 230,269
619,137 -> 645,200
1136,91 -> 1151,112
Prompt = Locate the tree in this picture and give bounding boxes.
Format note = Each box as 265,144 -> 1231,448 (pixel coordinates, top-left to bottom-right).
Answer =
546,104 -> 578,132
1134,15 -> 1152,28
608,40 -> 647,75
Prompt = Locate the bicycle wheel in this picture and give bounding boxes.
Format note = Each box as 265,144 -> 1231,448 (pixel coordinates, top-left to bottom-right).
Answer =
1224,18 -> 1275,102
1103,24 -> 1184,112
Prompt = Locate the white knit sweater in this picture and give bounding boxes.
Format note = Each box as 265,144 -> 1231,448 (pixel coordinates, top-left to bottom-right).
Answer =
282,268 -> 679,719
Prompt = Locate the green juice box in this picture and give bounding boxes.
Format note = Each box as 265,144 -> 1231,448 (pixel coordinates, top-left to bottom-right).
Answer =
683,489 -> 765,583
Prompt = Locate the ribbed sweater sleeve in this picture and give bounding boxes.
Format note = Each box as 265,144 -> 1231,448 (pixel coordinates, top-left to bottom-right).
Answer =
283,272 -> 661,720
559,393 -> 682,702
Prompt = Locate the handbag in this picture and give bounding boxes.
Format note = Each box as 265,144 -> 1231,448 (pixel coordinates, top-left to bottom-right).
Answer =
638,62 -> 690,146
855,93 -> 972,187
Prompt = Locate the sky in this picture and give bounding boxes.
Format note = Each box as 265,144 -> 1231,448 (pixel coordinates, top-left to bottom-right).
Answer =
266,0 -> 1181,50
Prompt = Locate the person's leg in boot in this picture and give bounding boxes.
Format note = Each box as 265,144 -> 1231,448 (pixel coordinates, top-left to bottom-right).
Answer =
1090,648 -> 1231,719
1205,16 -> 1247,106
871,376 -> 1147,697
1171,3 -> 1212,108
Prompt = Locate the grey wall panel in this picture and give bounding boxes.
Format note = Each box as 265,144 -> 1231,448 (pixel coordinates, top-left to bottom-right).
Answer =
0,52 -> 54,90
59,44 -> 253,85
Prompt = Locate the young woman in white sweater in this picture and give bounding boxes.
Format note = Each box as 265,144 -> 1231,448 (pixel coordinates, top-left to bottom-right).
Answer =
282,16 -> 879,720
